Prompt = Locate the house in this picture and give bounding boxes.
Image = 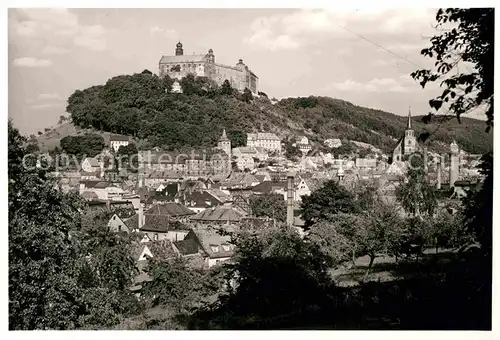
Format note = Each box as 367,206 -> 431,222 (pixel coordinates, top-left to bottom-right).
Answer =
81,157 -> 101,173
181,190 -> 226,213
296,136 -> 312,155
190,206 -> 247,225
251,181 -> 287,196
179,228 -> 235,268
130,240 -> 179,293
107,213 -> 130,233
79,180 -> 126,200
110,135 -> 130,152
294,177 -> 327,201
324,138 -> 342,149
220,172 -> 260,189
253,170 -> 272,182
124,203 -> 195,241
232,146 -> 269,171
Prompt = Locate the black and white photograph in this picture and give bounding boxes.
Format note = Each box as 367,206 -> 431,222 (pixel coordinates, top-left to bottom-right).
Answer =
6,3 -> 495,332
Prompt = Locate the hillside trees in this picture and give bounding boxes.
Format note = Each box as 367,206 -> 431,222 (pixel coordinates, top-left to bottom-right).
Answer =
412,8 -> 494,131
65,70 -> 492,154
60,133 -> 105,159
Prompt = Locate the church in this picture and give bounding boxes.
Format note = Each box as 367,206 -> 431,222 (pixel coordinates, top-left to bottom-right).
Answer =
158,42 -> 259,94
391,108 -> 421,162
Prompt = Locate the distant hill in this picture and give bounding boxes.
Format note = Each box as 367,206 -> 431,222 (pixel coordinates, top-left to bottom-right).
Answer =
52,72 -> 491,155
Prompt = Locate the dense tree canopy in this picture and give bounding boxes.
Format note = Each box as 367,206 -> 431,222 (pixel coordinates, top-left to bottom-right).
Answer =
60,133 -> 105,158
249,194 -> 286,223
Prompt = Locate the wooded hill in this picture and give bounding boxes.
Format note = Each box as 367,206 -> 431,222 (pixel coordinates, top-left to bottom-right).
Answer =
58,71 -> 492,155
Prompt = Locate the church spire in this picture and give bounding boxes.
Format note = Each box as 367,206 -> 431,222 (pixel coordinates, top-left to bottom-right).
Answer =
220,128 -> 229,141
407,105 -> 412,130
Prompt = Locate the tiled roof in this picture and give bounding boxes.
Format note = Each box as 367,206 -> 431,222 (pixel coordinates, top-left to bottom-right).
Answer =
145,203 -> 196,217
159,54 -> 207,63
146,240 -> 178,260
173,238 -> 200,256
182,190 -> 223,208
251,181 -> 286,194
191,228 -> 234,259
110,135 -> 129,142
191,206 -> 246,222
221,172 -> 259,188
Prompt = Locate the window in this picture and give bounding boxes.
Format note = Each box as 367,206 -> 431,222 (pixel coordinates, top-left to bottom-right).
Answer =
118,225 -> 122,232
154,233 -> 158,241
222,244 -> 231,252
113,215 -> 116,220
210,245 -> 219,253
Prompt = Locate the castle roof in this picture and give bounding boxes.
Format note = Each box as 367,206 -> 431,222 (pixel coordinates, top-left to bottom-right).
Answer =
159,54 -> 207,64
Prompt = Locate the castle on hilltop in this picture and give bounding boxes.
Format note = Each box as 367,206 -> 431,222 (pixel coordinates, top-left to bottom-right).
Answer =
159,42 -> 259,94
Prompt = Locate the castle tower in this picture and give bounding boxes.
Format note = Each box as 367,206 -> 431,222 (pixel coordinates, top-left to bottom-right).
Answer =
218,128 -> 231,157
175,41 -> 184,56
449,140 -> 460,187
404,106 -> 417,155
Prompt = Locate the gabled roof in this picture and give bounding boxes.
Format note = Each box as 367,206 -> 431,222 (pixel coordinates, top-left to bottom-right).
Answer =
145,202 -> 196,217
190,228 -> 234,259
251,181 -> 286,194
110,135 -> 130,142
173,238 -> 200,256
81,180 -> 112,189
205,189 -> 232,203
190,206 -> 246,222
182,190 -> 223,208
221,172 -> 259,188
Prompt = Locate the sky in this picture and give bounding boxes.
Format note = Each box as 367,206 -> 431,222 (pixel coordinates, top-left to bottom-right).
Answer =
8,7 -> 487,135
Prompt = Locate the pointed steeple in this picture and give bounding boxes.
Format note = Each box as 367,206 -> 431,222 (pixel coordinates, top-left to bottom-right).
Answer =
407,105 -> 412,130
220,128 -> 229,141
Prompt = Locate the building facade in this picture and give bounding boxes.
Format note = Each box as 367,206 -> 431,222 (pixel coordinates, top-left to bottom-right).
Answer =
110,135 -> 130,152
247,133 -> 281,152
159,42 -> 259,94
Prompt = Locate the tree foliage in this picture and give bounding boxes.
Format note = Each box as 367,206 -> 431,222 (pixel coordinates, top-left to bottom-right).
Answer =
412,8 -> 494,131
9,121 -> 141,330
249,194 -> 286,222
300,180 -> 360,228
395,156 -> 437,216
60,133 -> 105,158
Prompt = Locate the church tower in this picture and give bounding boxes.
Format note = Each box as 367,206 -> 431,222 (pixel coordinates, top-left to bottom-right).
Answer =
449,140 -> 460,187
403,106 -> 417,155
218,128 -> 231,157
175,41 -> 184,56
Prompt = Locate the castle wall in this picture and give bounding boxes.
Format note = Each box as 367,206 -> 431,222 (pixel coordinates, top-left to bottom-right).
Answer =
159,60 -> 208,80
213,64 -> 244,91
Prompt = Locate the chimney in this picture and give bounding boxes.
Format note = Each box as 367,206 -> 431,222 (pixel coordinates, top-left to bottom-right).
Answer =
286,173 -> 294,227
437,155 -> 442,190
138,204 -> 144,230
423,146 -> 428,175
